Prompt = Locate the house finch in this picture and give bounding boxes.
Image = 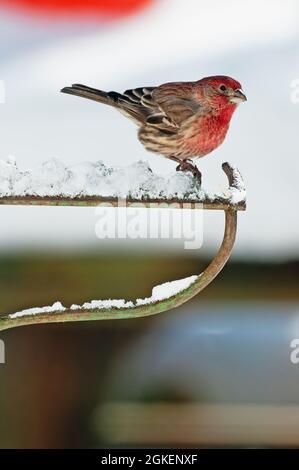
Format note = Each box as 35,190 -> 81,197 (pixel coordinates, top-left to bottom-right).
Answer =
61,76 -> 246,183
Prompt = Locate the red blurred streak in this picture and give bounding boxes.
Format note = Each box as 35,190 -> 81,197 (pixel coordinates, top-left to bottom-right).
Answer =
0,0 -> 153,18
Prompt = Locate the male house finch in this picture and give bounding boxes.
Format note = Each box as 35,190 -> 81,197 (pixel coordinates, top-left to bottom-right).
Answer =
61,76 -> 246,183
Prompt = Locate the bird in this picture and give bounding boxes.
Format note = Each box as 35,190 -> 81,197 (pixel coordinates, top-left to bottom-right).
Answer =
61,76 -> 246,184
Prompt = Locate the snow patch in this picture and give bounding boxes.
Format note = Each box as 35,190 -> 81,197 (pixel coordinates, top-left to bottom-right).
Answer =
9,301 -> 66,319
136,275 -> 198,305
0,157 -> 245,203
221,165 -> 247,204
8,275 -> 198,318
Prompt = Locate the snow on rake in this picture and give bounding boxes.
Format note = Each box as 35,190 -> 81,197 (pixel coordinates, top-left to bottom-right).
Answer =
0,159 -> 246,331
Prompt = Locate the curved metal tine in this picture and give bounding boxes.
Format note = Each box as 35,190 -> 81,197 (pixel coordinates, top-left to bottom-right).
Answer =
0,210 -> 237,331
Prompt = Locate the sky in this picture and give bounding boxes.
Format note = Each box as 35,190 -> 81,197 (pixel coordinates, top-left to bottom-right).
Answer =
0,0 -> 298,259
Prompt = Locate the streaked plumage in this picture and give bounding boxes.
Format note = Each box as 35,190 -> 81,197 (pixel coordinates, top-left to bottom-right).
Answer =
61,76 -> 246,181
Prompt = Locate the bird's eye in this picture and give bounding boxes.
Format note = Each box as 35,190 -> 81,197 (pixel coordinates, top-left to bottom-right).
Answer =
219,85 -> 227,92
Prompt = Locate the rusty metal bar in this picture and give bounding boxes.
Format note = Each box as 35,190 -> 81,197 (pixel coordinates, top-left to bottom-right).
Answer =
0,196 -> 245,211
0,163 -> 246,211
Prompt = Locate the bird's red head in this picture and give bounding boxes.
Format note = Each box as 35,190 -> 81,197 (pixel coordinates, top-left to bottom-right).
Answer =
197,75 -> 246,112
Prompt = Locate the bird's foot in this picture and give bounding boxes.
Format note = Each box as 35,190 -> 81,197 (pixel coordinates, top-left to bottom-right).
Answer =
176,161 -> 202,185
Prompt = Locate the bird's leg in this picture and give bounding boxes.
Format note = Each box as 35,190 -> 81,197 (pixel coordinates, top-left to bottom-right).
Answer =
175,159 -> 202,185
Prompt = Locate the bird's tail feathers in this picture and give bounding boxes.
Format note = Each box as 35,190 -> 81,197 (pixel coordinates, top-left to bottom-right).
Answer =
60,84 -> 121,106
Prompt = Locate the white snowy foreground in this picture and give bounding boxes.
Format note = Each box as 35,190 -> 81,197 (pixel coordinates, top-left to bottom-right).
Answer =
0,158 -> 245,204
9,274 -> 198,318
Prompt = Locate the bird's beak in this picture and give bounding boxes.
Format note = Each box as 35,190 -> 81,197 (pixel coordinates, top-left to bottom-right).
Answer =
230,89 -> 247,104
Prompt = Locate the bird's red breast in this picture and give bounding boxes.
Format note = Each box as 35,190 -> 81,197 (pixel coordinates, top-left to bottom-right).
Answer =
182,103 -> 238,157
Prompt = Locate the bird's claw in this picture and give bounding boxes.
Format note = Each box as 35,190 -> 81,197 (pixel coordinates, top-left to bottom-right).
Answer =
176,161 -> 202,185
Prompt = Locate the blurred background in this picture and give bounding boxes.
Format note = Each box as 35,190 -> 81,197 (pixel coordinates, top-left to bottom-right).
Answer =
0,0 -> 299,448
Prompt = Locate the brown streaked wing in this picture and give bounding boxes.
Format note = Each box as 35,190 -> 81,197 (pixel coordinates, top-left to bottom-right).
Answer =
116,86 -> 157,124
152,82 -> 201,126
122,87 -> 155,106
